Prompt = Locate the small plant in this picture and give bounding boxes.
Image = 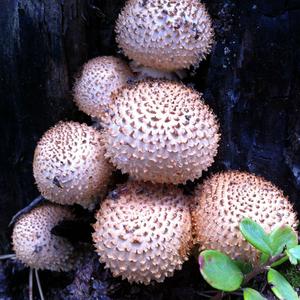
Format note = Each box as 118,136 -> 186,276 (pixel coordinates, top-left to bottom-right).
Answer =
199,218 -> 300,299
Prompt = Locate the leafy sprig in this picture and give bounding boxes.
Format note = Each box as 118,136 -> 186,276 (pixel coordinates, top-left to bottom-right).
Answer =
199,218 -> 300,299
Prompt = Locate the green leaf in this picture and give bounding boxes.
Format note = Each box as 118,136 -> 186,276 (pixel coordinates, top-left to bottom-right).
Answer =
286,246 -> 300,265
269,225 -> 298,255
243,288 -> 267,300
240,218 -> 273,255
287,252 -> 298,265
288,246 -> 300,260
267,268 -> 299,300
199,250 -> 243,292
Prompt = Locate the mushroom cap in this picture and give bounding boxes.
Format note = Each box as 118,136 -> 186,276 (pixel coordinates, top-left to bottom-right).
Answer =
104,80 -> 220,184
92,181 -> 192,284
115,0 -> 214,72
191,171 -> 298,264
33,121 -> 113,209
12,203 -> 76,271
73,56 -> 134,119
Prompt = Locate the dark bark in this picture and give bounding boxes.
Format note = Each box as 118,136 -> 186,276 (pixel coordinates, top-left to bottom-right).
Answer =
204,1 -> 300,213
0,0 -> 123,249
0,0 -> 300,299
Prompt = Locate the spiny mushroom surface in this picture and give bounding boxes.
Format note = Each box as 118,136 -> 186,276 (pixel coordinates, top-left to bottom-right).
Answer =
92,181 -> 192,284
73,56 -> 134,119
192,171 -> 298,264
104,80 -> 220,184
115,0 -> 214,72
33,121 -> 113,209
12,203 -> 76,271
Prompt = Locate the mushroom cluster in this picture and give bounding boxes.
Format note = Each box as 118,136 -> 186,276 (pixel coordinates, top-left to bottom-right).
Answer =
5,0 -> 299,293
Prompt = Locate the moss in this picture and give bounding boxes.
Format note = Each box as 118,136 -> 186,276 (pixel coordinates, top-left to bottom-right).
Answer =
281,265 -> 300,288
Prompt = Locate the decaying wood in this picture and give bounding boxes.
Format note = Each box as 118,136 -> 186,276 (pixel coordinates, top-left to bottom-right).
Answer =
0,0 -> 300,299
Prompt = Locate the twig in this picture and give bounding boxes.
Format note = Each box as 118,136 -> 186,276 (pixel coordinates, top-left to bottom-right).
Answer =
29,268 -> 33,300
9,195 -> 45,227
0,254 -> 16,260
35,269 -> 45,300
196,290 -> 220,298
210,291 -> 224,300
196,292 -> 212,298
260,280 -> 268,294
88,4 -> 105,18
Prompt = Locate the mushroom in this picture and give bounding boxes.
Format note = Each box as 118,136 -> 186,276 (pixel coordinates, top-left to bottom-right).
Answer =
191,171 -> 298,264
12,203 -> 76,272
7,203 -> 77,300
92,181 -> 192,284
104,80 -> 220,184
115,0 -> 214,74
73,56 -> 134,119
33,121 -> 113,209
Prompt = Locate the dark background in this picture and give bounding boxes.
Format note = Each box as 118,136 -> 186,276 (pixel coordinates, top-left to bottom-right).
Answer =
0,0 -> 300,299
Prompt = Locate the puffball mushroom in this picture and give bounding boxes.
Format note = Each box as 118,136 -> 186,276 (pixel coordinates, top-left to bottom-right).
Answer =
12,203 -> 76,271
33,121 -> 113,209
104,80 -> 220,184
115,0 -> 214,72
191,171 -> 298,264
92,181 -> 192,284
73,56 -> 134,119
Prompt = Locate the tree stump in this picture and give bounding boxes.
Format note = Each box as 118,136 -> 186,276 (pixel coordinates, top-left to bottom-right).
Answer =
0,0 -> 300,298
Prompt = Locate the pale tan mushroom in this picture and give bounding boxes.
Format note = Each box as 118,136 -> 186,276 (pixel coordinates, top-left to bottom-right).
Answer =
12,203 -> 76,272
33,121 -> 113,209
191,171 -> 298,264
73,56 -> 134,119
115,0 -> 214,72
104,80 -> 220,184
92,181 -> 192,284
